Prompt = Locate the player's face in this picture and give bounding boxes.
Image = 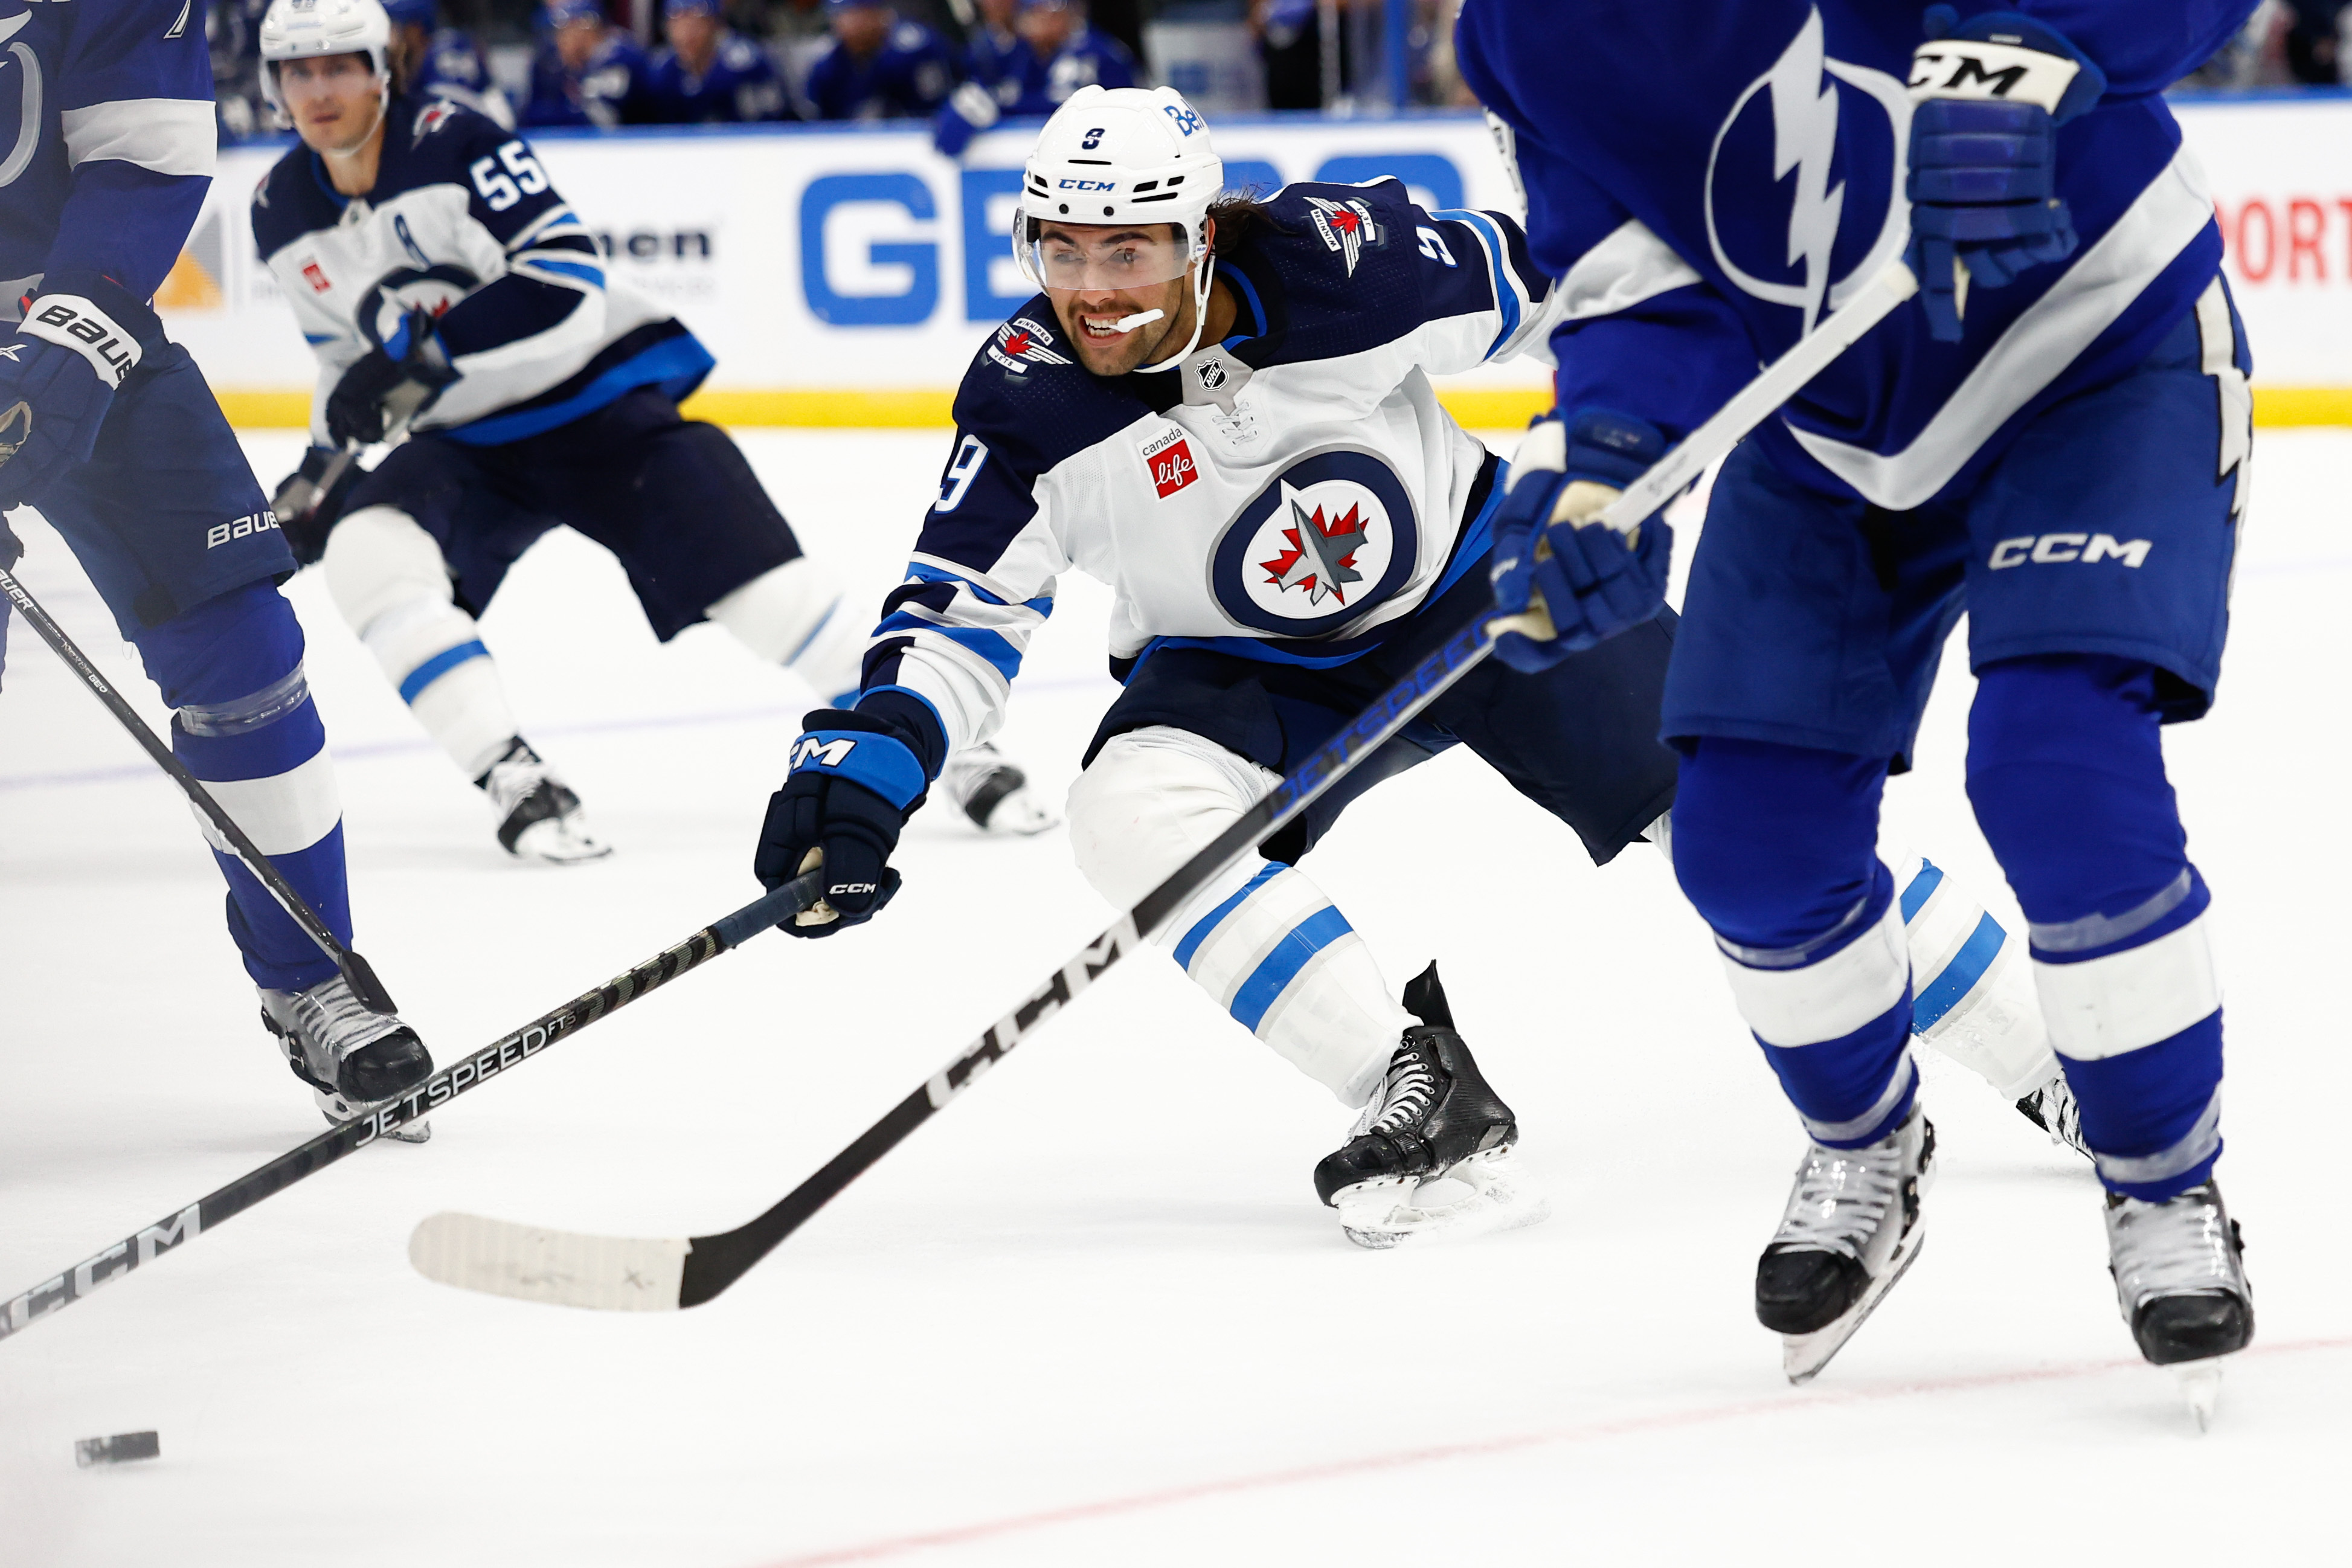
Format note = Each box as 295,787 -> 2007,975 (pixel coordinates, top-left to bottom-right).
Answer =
1017,4 -> 1074,56
831,6 -> 891,56
556,18 -> 603,71
278,54 -> 384,153
667,10 -> 719,63
1036,222 -> 1194,376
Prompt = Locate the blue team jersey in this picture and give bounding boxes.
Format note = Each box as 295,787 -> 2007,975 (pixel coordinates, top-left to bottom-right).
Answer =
1454,0 -> 2255,512
412,26 -> 513,127
522,30 -> 653,127
804,20 -> 957,120
643,31 -> 789,123
0,0 -> 217,309
963,22 -> 1023,95
980,25 -> 1137,116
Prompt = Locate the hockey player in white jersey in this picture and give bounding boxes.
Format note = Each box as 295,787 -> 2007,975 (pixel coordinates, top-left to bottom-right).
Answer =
751,86 -> 2081,1247
250,0 -> 1052,862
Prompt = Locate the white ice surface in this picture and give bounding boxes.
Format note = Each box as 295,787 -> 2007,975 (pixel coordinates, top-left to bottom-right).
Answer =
1,429 -> 2347,1565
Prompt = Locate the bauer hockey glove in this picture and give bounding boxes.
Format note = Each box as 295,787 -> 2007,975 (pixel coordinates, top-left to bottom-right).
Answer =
327,307 -> 458,447
0,273 -> 161,510
756,708 -> 929,937
272,448 -> 366,566
1905,5 -> 2107,341
1487,407 -> 1673,673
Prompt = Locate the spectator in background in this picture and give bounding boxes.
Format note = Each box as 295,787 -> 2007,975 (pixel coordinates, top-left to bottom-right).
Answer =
525,0 -> 657,127
1254,0 -> 1342,111
934,0 -> 1133,155
963,0 -> 1024,91
646,0 -> 794,121
385,0 -> 518,127
2286,0 -> 2351,83
805,0 -> 960,120
211,0 -> 272,142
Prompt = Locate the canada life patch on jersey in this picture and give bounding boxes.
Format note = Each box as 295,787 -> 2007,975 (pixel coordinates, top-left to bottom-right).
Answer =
301,260 -> 331,293
987,316 -> 1072,375
1304,197 -> 1381,277
1211,449 -> 1417,637
1139,427 -> 1197,498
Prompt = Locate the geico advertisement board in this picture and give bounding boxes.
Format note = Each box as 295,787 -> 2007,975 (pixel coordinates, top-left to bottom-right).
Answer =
157,101 -> 2352,425
162,114 -> 1537,419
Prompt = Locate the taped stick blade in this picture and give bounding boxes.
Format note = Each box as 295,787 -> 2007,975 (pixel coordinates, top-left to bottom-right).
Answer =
409,1211 -> 689,1311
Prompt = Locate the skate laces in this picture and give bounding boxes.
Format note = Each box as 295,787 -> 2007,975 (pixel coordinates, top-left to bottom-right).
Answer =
1367,1049 -> 1439,1138
277,977 -> 402,1065
1774,1139 -> 1904,1261
2110,1190 -> 2240,1305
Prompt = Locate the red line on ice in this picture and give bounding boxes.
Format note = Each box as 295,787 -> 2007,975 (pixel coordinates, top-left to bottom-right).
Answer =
750,1335 -> 2352,1567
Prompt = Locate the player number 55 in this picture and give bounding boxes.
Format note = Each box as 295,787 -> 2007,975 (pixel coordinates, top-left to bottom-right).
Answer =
469,141 -> 550,213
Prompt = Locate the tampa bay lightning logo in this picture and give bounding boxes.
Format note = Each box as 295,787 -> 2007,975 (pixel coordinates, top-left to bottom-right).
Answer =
355,263 -> 477,350
1210,449 -> 1416,637
1703,7 -> 1912,332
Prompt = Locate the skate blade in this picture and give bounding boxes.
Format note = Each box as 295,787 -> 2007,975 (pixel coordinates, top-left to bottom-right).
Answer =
2174,1359 -> 2225,1433
1781,1226 -> 1927,1386
410,1212 -> 688,1311
509,817 -> 614,864
1334,1148 -> 1549,1250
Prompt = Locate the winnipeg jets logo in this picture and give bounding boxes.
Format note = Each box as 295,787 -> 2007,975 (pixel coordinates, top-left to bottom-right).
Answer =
1260,498 -> 1366,607
1304,197 -> 1380,277
414,101 -> 459,141
1212,451 -> 1417,636
986,316 -> 1072,375
1703,6 -> 1912,332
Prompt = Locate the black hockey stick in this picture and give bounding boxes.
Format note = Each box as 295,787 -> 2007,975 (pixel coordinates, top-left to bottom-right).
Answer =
0,872 -> 826,1343
407,262 -> 1927,1315
0,563 -> 402,1015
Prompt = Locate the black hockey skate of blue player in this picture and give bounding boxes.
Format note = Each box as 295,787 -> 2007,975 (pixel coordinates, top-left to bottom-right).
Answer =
1457,0 -> 2257,1408
0,0 -> 432,1137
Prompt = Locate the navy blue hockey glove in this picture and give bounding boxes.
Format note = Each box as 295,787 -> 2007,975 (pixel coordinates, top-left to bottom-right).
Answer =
326,307 -> 458,447
1905,6 -> 2107,341
1487,408 -> 1674,673
932,80 -> 1000,159
755,708 -> 929,937
0,273 -> 160,510
272,447 -> 366,566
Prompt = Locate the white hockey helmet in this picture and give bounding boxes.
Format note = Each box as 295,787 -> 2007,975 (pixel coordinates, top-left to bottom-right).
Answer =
259,0 -> 394,117
1015,84 -> 1223,289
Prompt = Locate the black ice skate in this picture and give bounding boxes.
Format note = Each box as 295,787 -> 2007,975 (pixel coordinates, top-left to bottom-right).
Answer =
1311,963 -> 1547,1250
2016,1072 -> 2090,1159
1757,1104 -> 1935,1384
937,742 -> 1057,835
2105,1180 -> 2254,1429
260,975 -> 435,1144
477,737 -> 611,863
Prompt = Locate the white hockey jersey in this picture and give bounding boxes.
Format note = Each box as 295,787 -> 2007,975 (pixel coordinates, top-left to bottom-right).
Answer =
861,179 -> 1563,754
251,95 -> 711,447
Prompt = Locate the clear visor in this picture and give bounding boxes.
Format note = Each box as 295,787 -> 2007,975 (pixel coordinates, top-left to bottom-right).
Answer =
1024,222 -> 1195,295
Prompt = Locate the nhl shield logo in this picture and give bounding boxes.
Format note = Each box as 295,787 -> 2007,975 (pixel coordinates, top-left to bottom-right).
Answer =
1211,449 -> 1417,637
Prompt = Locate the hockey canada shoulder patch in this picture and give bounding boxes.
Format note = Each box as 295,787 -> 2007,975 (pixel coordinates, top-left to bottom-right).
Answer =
987,316 -> 1072,375
1139,426 -> 1197,499
1305,196 -> 1382,277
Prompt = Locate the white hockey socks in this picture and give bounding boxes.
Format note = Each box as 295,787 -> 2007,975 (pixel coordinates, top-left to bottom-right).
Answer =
706,557 -> 869,705
1068,726 -> 1410,1106
1894,853 -> 2061,1100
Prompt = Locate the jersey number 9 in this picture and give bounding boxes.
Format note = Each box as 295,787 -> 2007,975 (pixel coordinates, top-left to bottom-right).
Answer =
470,141 -> 551,213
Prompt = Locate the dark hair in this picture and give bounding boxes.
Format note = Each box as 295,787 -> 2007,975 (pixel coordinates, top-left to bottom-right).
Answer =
1206,191 -> 1288,257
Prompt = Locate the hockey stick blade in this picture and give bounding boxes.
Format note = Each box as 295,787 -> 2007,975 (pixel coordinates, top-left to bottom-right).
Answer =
403,263 -> 1923,1314
0,873 -> 824,1344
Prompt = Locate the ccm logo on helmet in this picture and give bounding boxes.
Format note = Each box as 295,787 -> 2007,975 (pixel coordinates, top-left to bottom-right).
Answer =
1058,179 -> 1117,191
1989,533 -> 2153,569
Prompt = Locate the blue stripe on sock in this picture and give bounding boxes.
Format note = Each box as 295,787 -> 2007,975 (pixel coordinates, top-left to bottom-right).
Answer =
1172,863 -> 1284,972
1912,912 -> 2005,1032
1229,905 -> 1354,1035
398,641 -> 489,704
1900,858 -> 1944,923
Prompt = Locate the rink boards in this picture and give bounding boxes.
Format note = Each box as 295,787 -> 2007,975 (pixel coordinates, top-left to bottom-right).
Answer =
161,97 -> 2352,429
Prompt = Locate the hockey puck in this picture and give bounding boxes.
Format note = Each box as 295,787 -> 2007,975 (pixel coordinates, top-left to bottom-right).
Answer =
74,1431 -> 159,1468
